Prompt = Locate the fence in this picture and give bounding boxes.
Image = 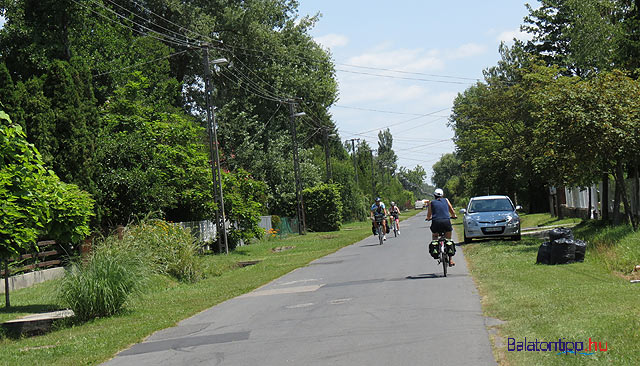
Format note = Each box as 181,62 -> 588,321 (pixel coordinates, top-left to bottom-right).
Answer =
1,240 -> 66,277
563,177 -> 640,219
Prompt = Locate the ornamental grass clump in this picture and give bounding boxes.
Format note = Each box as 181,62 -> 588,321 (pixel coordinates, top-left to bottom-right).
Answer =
59,243 -> 148,321
119,219 -> 203,283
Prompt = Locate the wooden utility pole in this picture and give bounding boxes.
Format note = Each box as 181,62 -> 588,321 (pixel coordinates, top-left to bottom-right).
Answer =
289,101 -> 306,234
323,127 -> 333,182
371,149 -> 376,199
203,46 -> 228,253
347,138 -> 360,184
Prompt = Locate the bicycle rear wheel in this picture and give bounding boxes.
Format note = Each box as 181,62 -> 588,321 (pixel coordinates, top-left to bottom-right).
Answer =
441,251 -> 448,277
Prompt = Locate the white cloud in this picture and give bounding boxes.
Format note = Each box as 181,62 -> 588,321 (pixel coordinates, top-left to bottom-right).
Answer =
347,47 -> 444,71
446,43 -> 487,60
315,33 -> 349,49
497,28 -> 533,44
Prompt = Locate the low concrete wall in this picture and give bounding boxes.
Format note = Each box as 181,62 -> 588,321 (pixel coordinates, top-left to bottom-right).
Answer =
0,267 -> 65,294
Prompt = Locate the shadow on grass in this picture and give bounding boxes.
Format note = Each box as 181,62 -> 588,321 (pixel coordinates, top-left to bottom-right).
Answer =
0,304 -> 61,315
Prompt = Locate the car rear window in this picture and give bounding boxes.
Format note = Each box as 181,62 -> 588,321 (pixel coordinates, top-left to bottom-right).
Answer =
468,199 -> 513,213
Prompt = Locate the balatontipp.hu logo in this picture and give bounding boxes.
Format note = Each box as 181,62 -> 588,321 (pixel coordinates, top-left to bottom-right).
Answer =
507,337 -> 608,356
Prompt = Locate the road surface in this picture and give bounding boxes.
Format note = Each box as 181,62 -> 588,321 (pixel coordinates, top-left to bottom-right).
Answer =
105,211 -> 496,366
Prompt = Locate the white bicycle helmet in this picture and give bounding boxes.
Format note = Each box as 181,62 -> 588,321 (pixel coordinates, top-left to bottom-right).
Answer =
434,188 -> 444,197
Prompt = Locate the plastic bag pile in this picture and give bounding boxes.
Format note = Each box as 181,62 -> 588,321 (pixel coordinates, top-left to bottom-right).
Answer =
536,227 -> 586,265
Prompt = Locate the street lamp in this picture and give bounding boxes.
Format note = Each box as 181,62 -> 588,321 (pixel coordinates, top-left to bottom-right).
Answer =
289,104 -> 307,234
203,50 -> 230,253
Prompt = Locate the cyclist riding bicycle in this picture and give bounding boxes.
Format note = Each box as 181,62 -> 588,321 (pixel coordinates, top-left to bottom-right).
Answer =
426,188 -> 457,266
370,197 -> 388,241
389,201 -> 401,235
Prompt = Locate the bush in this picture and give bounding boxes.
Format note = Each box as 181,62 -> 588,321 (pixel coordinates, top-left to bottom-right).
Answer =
119,219 -> 203,283
303,183 -> 343,231
59,243 -> 147,321
222,169 -> 268,249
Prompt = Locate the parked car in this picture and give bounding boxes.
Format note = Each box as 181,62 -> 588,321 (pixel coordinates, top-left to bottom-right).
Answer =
460,195 -> 521,243
415,200 -> 425,210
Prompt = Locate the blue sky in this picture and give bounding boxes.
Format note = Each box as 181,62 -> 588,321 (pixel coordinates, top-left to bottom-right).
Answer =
296,1 -> 535,182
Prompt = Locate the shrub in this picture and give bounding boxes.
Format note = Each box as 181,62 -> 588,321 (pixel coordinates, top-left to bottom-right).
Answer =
119,219 -> 203,283
271,215 -> 281,230
59,243 -> 147,321
221,169 -> 268,249
303,183 -> 343,232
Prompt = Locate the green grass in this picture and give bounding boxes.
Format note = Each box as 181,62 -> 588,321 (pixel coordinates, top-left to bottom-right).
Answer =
460,220 -> 640,366
519,213 -> 582,229
0,215 -> 423,365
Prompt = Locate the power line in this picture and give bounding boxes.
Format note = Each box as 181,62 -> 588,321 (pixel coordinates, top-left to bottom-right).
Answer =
103,0 -> 191,43
94,49 -> 190,76
357,107 -> 450,135
333,104 -> 448,117
83,0 -> 197,47
72,0 -> 197,49
337,63 -> 480,81
336,69 -> 475,85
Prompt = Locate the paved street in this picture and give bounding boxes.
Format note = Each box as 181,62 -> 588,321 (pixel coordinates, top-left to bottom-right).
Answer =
105,211 -> 496,366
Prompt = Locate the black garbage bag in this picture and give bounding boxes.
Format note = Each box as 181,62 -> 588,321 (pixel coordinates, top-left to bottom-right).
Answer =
536,241 -> 552,264
550,238 -> 576,264
549,227 -> 574,241
574,239 -> 587,262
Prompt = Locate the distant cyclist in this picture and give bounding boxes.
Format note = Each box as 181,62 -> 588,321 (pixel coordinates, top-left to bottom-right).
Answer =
370,197 -> 388,240
426,188 -> 457,266
389,201 -> 401,235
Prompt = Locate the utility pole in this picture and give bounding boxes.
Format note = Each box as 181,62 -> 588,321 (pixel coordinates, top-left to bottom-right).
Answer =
289,101 -> 306,235
203,45 -> 229,254
323,127 -> 333,182
371,149 -> 376,199
347,138 -> 360,184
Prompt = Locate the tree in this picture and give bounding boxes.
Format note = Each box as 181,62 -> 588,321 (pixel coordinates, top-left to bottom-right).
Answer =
523,0 -> 620,76
530,68 -> 640,227
94,72 -> 213,227
1,111 -> 93,304
377,128 -> 398,179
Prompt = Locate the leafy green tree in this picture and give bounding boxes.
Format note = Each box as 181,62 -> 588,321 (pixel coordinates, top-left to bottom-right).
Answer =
523,0 -> 620,76
1,110 -> 93,257
377,128 -> 398,178
530,68 -> 640,227
431,153 -> 462,189
94,72 -> 213,227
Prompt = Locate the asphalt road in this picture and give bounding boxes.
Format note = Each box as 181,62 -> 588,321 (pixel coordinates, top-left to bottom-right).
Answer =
105,211 -> 496,366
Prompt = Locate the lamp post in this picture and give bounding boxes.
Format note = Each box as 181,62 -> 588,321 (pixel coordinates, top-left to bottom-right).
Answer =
203,47 -> 229,253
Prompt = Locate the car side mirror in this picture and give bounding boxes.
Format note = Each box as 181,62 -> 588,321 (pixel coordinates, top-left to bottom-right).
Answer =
459,209 -> 467,214
515,205 -> 522,211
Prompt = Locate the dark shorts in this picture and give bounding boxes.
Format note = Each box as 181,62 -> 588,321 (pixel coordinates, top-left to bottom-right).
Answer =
430,219 -> 452,234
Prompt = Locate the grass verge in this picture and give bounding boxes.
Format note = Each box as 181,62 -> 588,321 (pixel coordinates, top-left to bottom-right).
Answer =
0,212 -> 419,365
519,213 -> 582,229
459,218 -> 640,366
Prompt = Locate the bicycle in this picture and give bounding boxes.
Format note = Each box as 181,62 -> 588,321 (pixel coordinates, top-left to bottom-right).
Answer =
426,219 -> 454,277
390,213 -> 399,237
436,232 -> 449,277
373,214 -> 386,245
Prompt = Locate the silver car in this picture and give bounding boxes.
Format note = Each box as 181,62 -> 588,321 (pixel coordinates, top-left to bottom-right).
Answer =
460,195 -> 521,243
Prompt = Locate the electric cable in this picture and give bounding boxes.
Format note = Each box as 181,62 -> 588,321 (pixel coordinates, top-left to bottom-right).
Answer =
94,49 -> 191,76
